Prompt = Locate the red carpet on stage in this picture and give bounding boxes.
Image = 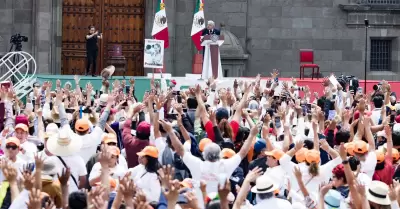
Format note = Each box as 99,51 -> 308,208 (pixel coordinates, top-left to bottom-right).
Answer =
262,78 -> 400,100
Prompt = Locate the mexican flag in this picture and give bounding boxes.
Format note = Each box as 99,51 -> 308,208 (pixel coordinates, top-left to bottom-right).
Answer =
152,0 -> 169,49
191,0 -> 205,51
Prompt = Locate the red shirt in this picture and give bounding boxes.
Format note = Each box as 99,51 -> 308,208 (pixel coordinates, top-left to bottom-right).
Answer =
373,155 -> 394,185
204,120 -> 240,142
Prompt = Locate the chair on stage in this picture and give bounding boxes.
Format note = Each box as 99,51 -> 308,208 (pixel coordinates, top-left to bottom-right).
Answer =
299,49 -> 319,80
107,45 -> 127,78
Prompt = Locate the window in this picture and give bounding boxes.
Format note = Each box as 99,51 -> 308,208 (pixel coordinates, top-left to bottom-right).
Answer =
370,39 -> 392,71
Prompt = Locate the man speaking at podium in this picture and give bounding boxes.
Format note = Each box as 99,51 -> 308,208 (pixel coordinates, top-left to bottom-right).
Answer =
201,21 -> 220,54
200,20 -> 224,79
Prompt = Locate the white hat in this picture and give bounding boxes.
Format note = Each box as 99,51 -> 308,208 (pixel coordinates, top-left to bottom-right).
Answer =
99,94 -> 109,104
367,180 -> 391,206
41,157 -> 60,180
251,175 -> 278,194
45,123 -> 59,139
47,126 -> 83,157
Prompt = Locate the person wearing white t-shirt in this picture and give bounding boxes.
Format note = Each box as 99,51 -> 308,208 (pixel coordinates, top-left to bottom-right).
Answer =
0,137 -> 26,182
1,124 -> 37,163
89,146 -> 127,185
159,119 -> 258,208
353,139 -> 377,179
44,126 -> 87,194
263,149 -> 287,197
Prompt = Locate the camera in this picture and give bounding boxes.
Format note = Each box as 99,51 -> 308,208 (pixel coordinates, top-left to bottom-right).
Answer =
10,34 -> 28,44
373,81 -> 383,91
337,74 -> 359,93
291,86 -> 304,91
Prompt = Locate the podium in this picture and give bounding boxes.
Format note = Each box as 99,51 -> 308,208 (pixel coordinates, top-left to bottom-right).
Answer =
201,35 -> 224,79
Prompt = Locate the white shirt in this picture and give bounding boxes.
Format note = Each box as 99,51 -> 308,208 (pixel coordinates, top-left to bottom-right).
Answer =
129,164 -> 161,202
39,150 -> 87,193
360,151 -> 377,179
71,126 -> 104,163
18,140 -> 38,163
371,108 -> 382,125
183,152 -> 242,208
263,166 -> 288,197
253,197 -> 292,209
89,162 -> 127,182
280,154 -> 342,204
0,156 -> 26,182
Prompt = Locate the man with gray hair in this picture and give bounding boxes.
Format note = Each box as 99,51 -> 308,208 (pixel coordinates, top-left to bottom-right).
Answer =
201,20 -> 221,57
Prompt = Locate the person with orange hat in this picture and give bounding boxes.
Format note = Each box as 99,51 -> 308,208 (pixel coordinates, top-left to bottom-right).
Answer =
0,137 -> 25,182
129,146 -> 161,202
89,146 -> 127,186
373,126 -> 394,185
54,88 -> 114,163
3,123 -> 37,163
263,149 -> 288,198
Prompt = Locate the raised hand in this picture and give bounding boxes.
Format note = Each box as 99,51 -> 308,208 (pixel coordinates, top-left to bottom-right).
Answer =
159,120 -> 173,133
26,188 -> 42,209
245,167 -> 263,183
98,145 -> 112,168
57,167 -> 71,187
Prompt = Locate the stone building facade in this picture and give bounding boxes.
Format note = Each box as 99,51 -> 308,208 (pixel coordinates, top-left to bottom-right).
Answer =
1,0 -> 400,80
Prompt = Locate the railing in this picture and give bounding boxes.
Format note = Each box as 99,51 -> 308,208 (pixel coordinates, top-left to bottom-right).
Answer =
350,0 -> 400,4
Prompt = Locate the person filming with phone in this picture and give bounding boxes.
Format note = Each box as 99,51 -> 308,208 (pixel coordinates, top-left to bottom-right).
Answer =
85,25 -> 102,77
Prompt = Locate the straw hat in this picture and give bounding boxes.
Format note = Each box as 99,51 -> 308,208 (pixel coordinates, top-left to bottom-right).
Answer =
251,175 -> 278,194
47,126 -> 83,156
101,65 -> 115,78
367,181 -> 391,205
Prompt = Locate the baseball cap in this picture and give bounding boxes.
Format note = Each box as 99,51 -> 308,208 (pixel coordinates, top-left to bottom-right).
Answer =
6,137 -> 20,147
353,140 -> 369,154
102,133 -> 117,144
75,119 -> 90,132
199,138 -> 212,152
295,148 -> 307,163
376,150 -> 385,163
136,122 -> 151,135
15,123 -> 28,132
137,146 -> 159,158
344,142 -> 355,156
264,149 -> 284,160
305,149 -> 320,164
221,148 -> 236,159
15,115 -> 29,127
254,139 -> 267,153
216,108 -> 229,121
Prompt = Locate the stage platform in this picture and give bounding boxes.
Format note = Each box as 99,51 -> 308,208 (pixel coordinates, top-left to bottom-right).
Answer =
34,74 -> 400,102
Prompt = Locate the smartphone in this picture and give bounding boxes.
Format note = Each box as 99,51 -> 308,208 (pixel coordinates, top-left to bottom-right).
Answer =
0,81 -> 11,90
183,108 -> 188,113
177,95 -> 182,104
332,94 -> 337,100
66,108 -> 75,113
306,103 -> 312,113
166,113 -> 178,120
126,85 -> 130,94
173,91 -> 181,96
357,87 -> 363,94
318,133 -> 326,140
275,117 -> 281,128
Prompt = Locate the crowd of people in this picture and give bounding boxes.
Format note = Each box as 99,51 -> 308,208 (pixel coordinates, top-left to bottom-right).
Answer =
0,70 -> 398,209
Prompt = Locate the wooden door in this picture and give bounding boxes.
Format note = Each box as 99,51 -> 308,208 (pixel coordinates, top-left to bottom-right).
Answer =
61,0 -> 145,76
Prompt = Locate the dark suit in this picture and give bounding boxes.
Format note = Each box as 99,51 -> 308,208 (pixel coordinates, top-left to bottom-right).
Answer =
202,28 -> 221,57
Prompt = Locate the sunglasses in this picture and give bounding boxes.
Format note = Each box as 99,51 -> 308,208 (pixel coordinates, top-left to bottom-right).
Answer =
107,142 -> 117,146
6,145 -> 18,150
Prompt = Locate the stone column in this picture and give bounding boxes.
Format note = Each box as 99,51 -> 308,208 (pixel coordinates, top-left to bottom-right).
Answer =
33,0 -> 52,74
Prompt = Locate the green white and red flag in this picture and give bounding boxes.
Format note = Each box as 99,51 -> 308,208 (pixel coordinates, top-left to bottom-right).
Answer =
152,0 -> 169,48
191,0 -> 205,51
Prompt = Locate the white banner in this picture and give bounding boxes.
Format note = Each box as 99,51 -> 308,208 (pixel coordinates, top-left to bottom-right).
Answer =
144,39 -> 164,68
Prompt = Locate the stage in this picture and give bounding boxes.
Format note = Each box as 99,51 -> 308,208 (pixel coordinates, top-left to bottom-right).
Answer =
33,74 -> 400,102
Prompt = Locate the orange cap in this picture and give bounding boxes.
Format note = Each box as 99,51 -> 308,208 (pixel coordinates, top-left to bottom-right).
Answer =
353,140 -> 368,154
103,133 -> 117,144
305,149 -> 320,164
95,178 -> 117,189
344,142 -> 355,156
295,148 -> 307,163
264,149 -> 285,160
75,119 -> 90,132
6,137 -> 20,147
137,146 -> 159,158
221,148 -> 236,159
392,149 -> 400,161
15,123 -> 28,132
108,146 -> 120,156
376,150 -> 385,163
199,138 -> 212,152
180,178 -> 193,189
